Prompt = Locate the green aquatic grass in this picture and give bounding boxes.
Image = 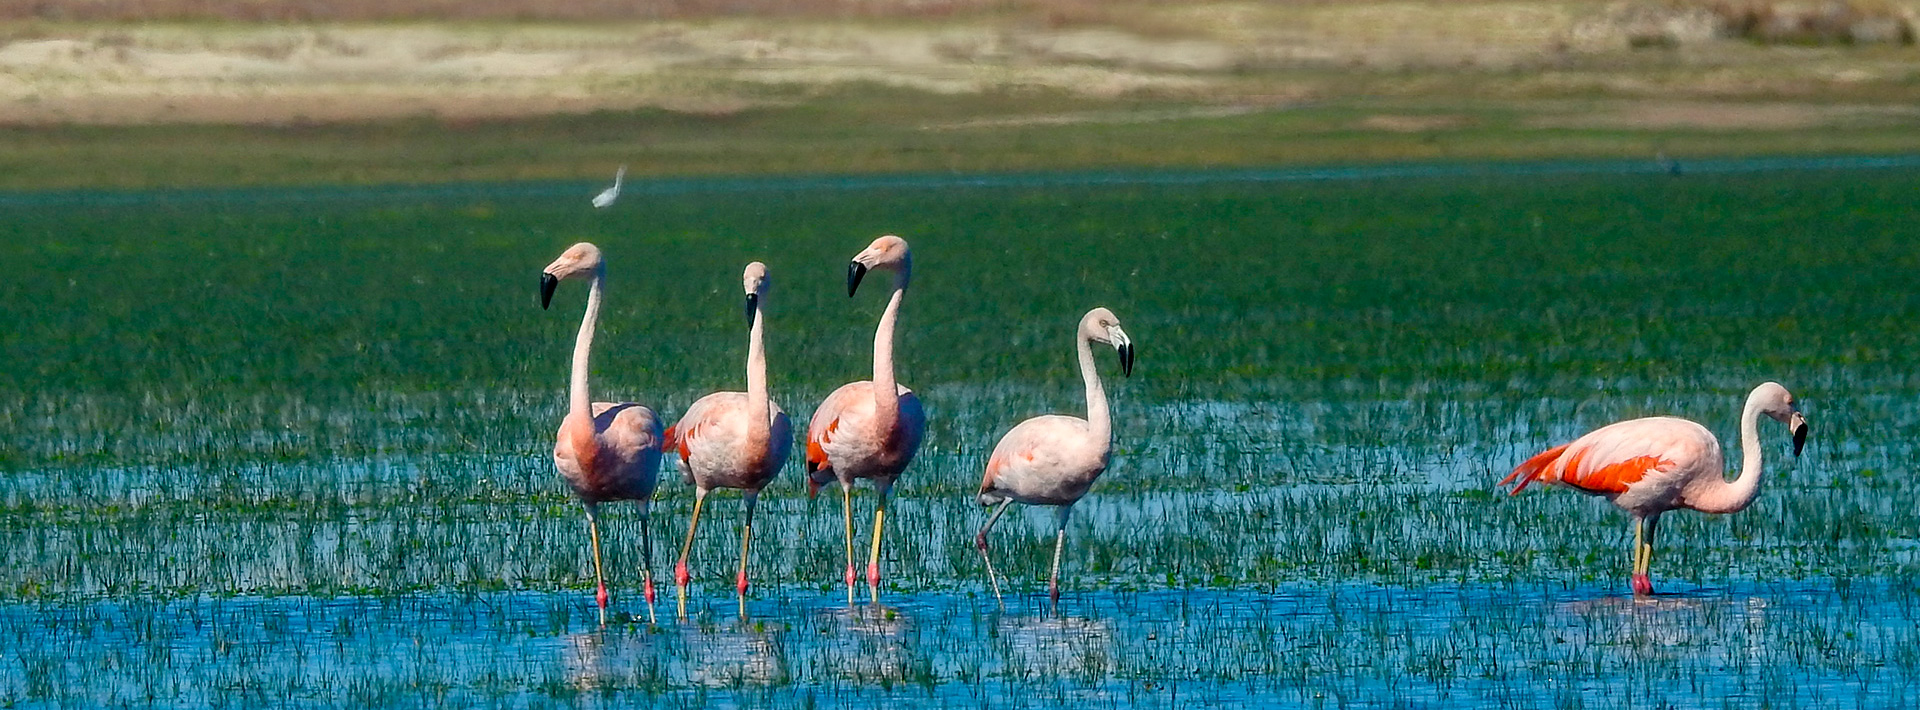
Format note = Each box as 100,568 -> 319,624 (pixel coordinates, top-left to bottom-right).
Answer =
2,166 -> 1919,604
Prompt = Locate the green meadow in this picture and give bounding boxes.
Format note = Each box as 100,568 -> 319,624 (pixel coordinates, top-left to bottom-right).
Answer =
2,162 -> 1919,706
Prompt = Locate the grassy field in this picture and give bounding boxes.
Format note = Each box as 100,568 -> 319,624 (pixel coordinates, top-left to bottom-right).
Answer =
10,92 -> 1920,191
6,0 -> 1920,189
3,164 -> 1920,705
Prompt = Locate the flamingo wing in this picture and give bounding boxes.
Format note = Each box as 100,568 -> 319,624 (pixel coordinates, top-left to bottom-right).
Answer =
806,384 -> 861,475
1504,417 -> 1709,497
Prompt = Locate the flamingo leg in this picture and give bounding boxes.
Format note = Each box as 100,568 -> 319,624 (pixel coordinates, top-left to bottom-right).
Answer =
841,483 -> 857,605
974,499 -> 1014,610
586,503 -> 609,626
866,480 -> 893,604
1048,505 -> 1074,610
640,506 -> 657,625
675,489 -> 709,619
1630,516 -> 1653,597
1642,514 -> 1661,596
737,491 -> 759,619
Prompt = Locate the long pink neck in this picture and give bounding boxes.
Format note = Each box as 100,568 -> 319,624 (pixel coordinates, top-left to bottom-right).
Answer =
870,271 -> 906,427
745,298 -> 770,454
568,271 -> 603,419
1076,333 -> 1110,448
1693,390 -> 1769,514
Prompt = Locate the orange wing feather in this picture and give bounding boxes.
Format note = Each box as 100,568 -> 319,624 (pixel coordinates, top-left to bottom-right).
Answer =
805,418 -> 839,473
662,423 -> 693,467
1501,443 -> 1568,495
1504,442 -> 1670,496
1559,454 -> 1669,495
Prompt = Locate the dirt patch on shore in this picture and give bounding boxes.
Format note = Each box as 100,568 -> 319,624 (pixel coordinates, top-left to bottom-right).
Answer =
3,4 -> 1919,126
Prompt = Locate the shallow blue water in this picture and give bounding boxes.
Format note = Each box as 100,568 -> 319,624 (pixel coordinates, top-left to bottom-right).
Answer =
5,580 -> 1915,708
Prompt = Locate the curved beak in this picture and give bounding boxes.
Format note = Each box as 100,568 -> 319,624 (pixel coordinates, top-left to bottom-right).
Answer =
1790,412 -> 1809,457
847,261 -> 869,297
744,292 -> 759,328
1108,325 -> 1134,377
539,272 -> 559,309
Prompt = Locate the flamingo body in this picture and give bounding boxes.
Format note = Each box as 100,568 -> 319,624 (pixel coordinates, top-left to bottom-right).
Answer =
668,393 -> 792,492
556,403 -> 663,504
980,415 -> 1108,507
1502,416 -> 1715,515
1502,383 -> 1809,597
807,382 -> 924,482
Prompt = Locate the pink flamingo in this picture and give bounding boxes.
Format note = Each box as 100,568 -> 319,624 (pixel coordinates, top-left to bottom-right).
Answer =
664,261 -> 793,618
975,307 -> 1134,609
540,242 -> 665,625
1502,381 -> 1809,596
806,236 -> 927,605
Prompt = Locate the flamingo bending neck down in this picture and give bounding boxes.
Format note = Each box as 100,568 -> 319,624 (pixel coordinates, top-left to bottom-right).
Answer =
807,235 -> 926,605
665,262 -> 793,619
975,307 -> 1134,610
1502,381 -> 1809,597
540,242 -> 665,625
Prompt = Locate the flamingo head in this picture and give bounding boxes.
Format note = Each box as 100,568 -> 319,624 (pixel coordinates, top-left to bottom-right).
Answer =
743,261 -> 771,327
848,235 -> 911,296
1079,307 -> 1135,378
1751,382 -> 1810,457
540,242 -> 604,309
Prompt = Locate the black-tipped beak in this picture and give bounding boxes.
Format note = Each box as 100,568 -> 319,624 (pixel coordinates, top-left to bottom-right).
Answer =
745,293 -> 759,328
847,261 -> 868,297
1792,420 -> 1808,457
1118,342 -> 1134,377
540,273 -> 558,309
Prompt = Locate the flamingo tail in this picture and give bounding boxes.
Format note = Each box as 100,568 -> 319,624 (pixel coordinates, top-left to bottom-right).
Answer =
1501,443 -> 1569,495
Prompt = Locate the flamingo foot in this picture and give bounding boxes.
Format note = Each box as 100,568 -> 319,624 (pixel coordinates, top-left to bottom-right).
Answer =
595,581 -> 610,610
736,569 -> 750,596
1631,573 -> 1654,597
675,560 -> 691,588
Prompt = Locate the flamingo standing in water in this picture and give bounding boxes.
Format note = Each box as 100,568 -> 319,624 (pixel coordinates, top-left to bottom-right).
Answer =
806,236 -> 927,605
540,242 -> 665,625
665,262 -> 793,618
1502,381 -> 1809,596
975,307 -> 1134,609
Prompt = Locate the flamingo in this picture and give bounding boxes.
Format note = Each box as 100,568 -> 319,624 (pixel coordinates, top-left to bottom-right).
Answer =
664,261 -> 793,618
1502,381 -> 1809,596
975,307 -> 1134,609
805,235 -> 927,605
591,165 -> 626,209
539,242 -> 665,625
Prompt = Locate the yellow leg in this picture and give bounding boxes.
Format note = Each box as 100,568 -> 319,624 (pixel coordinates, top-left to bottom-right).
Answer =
866,494 -> 890,604
675,490 -> 708,619
842,484 -> 857,605
1632,517 -> 1645,575
587,504 -> 608,627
